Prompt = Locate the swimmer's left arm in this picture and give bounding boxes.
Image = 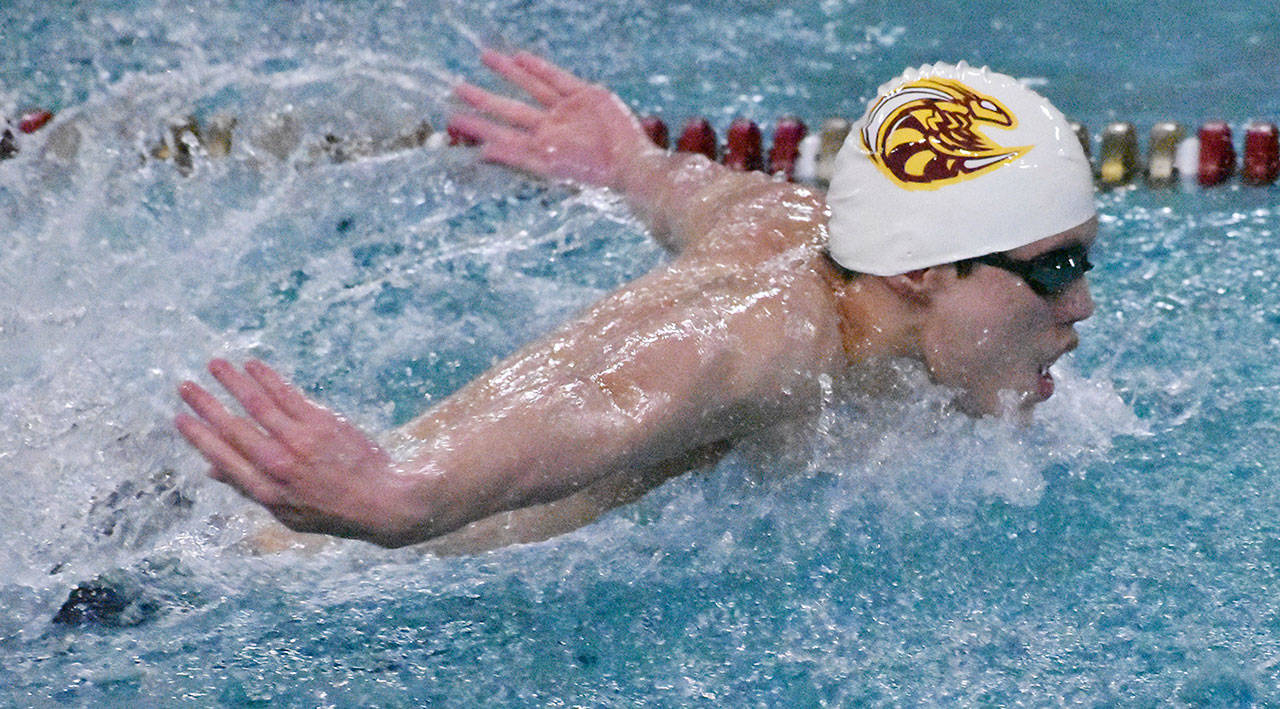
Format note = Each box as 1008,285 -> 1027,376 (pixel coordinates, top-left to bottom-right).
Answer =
451,51 -> 827,257
451,50 -> 657,191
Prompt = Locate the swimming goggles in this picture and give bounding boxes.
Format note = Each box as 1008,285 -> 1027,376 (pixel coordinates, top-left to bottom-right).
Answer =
971,243 -> 1093,297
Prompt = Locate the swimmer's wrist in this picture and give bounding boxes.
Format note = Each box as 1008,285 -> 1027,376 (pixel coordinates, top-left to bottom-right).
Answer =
364,464 -> 472,548
346,463 -> 434,548
611,142 -> 669,193
614,147 -> 714,212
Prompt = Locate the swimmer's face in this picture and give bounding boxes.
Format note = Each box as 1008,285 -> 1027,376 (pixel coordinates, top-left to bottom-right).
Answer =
919,217 -> 1097,416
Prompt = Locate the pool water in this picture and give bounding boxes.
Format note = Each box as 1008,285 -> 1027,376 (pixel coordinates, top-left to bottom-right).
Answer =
3,0 -> 1280,705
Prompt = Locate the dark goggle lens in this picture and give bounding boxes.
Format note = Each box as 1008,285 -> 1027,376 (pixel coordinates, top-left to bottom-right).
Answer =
975,244 -> 1093,296
1024,245 -> 1092,295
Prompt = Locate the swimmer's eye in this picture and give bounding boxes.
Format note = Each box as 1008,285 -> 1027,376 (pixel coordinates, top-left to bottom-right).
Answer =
971,243 -> 1093,297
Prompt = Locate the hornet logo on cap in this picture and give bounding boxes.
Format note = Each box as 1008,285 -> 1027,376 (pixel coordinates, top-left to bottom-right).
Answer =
861,77 -> 1031,190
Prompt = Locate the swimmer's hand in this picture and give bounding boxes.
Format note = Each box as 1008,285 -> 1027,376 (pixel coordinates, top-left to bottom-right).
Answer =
451,50 -> 815,257
175,359 -> 419,547
450,50 -> 658,189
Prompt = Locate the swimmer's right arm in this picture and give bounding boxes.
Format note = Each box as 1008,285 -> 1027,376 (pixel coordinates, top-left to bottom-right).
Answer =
177,255 -> 836,548
452,51 -> 825,254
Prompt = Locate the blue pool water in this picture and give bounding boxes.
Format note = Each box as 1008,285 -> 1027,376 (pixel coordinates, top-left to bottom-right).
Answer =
3,0 -> 1280,704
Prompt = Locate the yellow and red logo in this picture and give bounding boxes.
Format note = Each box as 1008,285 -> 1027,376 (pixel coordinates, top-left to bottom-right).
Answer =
861,77 -> 1031,190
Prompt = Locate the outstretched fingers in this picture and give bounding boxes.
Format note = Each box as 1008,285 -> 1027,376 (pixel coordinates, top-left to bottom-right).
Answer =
480,50 -> 564,106
447,113 -> 548,174
243,359 -> 322,422
178,377 -> 293,474
455,82 -> 544,129
208,359 -> 302,441
175,358 -> 405,545
174,412 -> 284,504
448,112 -> 521,146
511,51 -> 591,96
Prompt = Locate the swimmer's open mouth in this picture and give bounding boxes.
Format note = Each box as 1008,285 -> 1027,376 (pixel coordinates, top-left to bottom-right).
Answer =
1037,338 -> 1077,400
1035,364 -> 1055,400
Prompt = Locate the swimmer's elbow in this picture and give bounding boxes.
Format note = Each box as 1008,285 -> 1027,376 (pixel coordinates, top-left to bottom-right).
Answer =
634,154 -> 824,254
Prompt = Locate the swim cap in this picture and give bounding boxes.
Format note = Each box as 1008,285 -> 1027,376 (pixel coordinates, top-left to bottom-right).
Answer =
826,62 -> 1095,275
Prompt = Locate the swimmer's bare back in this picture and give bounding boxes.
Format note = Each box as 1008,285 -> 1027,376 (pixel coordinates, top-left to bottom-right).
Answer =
177,51 -> 851,549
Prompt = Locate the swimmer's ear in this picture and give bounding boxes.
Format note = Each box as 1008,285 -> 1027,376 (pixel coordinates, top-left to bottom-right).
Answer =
881,267 -> 947,305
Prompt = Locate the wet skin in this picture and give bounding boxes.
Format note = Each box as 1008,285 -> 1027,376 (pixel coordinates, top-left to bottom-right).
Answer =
918,217 -> 1097,416
176,51 -> 1097,549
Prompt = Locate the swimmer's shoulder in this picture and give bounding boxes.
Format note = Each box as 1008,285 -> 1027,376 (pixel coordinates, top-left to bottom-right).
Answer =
684,178 -> 828,263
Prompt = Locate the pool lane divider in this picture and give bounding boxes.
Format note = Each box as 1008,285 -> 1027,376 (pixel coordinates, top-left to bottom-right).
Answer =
640,115 -> 1280,189
5,105 -> 1278,190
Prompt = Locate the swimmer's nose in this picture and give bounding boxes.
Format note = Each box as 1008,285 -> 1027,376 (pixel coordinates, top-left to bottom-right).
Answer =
1056,277 -> 1095,324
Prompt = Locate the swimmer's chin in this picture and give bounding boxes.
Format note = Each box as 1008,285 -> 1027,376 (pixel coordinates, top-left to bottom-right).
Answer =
951,388 -> 1038,425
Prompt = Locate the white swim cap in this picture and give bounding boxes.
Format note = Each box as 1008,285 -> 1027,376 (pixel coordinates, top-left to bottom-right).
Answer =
826,62 -> 1095,275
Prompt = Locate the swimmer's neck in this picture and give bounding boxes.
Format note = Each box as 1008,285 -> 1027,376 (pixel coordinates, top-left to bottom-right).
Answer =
820,262 -> 925,366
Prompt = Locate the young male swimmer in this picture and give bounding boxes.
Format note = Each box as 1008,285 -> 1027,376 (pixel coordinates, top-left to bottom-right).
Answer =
175,52 -> 1097,550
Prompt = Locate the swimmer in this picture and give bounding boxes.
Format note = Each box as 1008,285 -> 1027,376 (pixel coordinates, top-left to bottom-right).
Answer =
175,51 -> 1097,550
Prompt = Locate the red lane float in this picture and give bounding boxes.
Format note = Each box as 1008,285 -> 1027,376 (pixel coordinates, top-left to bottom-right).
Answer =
19,109 -> 54,134
676,117 -> 717,161
651,115 -> 1280,189
1242,122 -> 1279,185
767,116 -> 807,180
1197,121 -> 1236,187
0,109 -> 52,161
723,118 -> 762,172
445,120 -> 480,147
641,116 -> 669,150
